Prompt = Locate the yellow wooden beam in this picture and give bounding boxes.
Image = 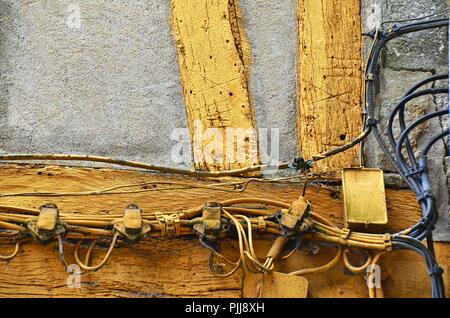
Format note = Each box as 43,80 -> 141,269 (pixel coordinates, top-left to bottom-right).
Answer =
297,0 -> 363,171
171,0 -> 258,171
0,164 -> 446,298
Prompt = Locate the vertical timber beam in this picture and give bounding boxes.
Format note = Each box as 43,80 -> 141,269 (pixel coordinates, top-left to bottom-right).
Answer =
297,0 -> 362,171
171,0 -> 259,172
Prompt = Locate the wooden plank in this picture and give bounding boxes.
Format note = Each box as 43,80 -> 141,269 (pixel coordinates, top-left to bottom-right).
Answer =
243,271 -> 308,298
171,0 -> 258,171
0,239 -> 242,298
297,0 -> 363,171
0,164 -> 446,298
0,165 -> 420,232
274,241 -> 450,298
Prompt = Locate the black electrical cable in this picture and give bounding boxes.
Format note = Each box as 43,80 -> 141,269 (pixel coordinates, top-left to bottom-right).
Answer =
364,19 -> 449,89
420,130 -> 449,157
393,236 -> 445,298
404,74 -> 449,96
387,88 -> 448,170
394,111 -> 447,247
395,109 -> 447,167
372,125 -> 421,191
363,17 -> 449,298
365,20 -> 449,192
397,75 -> 448,170
379,9 -> 449,27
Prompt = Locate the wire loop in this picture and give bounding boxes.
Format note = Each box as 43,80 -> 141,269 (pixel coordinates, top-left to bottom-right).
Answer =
0,241 -> 20,260
74,232 -> 118,272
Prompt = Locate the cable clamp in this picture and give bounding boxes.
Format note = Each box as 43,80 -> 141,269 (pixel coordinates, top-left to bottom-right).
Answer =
365,73 -> 376,81
389,24 -> 400,34
27,203 -> 66,245
366,116 -> 378,126
276,196 -> 311,236
193,202 -> 228,246
366,28 -> 377,39
405,166 -> 425,178
114,204 -> 151,244
170,214 -> 181,236
428,265 -> 444,277
383,234 -> 393,251
257,216 -> 266,232
339,228 -> 351,241
156,213 -> 181,237
416,190 -> 433,202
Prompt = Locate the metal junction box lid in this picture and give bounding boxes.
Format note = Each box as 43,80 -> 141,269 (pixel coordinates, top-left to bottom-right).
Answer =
342,168 -> 388,233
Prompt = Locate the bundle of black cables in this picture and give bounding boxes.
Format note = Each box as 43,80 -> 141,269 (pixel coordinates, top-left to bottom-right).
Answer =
363,17 -> 448,298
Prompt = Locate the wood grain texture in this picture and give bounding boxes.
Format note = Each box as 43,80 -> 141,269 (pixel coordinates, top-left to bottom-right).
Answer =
297,0 -> 363,171
0,238 -> 242,298
243,271 -> 308,298
0,164 -> 446,298
274,241 -> 450,298
0,165 -> 420,232
171,0 -> 258,171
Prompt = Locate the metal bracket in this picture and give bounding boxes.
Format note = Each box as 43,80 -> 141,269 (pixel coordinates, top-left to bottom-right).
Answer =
289,157 -> 313,172
275,196 -> 311,236
193,202 -> 229,248
27,203 -> 66,245
114,204 -> 151,244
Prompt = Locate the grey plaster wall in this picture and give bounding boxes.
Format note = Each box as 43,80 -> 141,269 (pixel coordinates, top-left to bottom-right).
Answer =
0,1 -> 448,238
0,0 -> 189,167
240,0 -> 298,164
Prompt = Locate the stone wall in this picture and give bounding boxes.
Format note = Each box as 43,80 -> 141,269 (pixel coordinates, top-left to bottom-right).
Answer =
361,0 -> 449,240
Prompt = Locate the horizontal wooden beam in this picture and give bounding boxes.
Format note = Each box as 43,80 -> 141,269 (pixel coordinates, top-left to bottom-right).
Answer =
0,164 -> 446,298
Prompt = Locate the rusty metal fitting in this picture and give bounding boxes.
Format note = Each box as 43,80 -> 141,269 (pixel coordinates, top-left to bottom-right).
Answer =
27,203 -> 66,245
114,204 -> 151,243
193,202 -> 229,247
275,196 -> 311,236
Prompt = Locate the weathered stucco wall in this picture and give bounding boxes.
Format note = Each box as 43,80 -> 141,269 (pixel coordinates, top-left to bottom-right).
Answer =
240,0 -> 298,164
0,1 -> 189,167
0,1 -> 448,238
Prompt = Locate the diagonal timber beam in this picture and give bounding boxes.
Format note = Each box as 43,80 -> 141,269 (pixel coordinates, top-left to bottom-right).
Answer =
171,0 -> 259,171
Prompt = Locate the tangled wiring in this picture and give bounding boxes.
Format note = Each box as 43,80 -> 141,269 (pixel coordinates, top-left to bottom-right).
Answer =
0,15 -> 447,299
363,16 -> 449,298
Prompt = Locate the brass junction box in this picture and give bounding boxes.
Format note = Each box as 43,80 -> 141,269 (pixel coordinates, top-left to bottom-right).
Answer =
342,168 -> 388,232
